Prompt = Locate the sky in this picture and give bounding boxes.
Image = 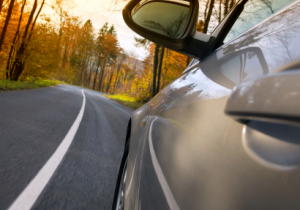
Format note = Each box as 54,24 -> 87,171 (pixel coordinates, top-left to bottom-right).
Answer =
43,0 -> 149,60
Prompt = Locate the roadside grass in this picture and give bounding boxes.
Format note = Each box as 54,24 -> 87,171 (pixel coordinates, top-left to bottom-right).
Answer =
0,80 -> 62,91
103,94 -> 144,109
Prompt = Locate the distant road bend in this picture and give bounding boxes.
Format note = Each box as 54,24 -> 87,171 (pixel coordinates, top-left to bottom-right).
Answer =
0,85 -> 132,210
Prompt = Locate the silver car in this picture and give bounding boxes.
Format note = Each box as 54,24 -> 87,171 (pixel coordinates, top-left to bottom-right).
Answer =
113,0 -> 300,209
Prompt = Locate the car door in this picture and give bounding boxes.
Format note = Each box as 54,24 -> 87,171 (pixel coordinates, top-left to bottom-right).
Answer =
125,0 -> 300,210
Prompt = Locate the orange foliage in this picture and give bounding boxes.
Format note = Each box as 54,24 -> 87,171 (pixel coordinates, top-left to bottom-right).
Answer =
128,43 -> 187,102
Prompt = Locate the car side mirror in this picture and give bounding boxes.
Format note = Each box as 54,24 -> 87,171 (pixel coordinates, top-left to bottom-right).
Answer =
123,0 -> 212,59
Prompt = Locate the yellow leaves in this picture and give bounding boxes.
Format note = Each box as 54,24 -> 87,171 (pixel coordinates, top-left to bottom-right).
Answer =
125,42 -> 187,102
0,0 -> 186,99
34,64 -> 42,68
101,33 -> 119,58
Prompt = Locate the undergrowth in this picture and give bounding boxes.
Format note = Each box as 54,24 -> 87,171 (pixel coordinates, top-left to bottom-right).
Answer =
103,94 -> 144,109
0,80 -> 62,91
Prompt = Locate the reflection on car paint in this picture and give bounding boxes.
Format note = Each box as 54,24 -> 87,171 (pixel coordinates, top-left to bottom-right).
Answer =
148,116 -> 180,210
126,1 -> 300,210
242,123 -> 300,171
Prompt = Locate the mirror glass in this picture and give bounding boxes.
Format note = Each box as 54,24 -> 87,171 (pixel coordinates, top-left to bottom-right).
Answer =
131,0 -> 190,38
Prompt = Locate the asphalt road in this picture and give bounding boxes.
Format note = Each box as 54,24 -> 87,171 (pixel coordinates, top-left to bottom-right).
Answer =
0,85 -> 133,210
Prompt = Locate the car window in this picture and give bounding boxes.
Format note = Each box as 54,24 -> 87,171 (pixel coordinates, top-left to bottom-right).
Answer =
220,55 -> 241,84
220,51 -> 265,84
224,0 -> 297,43
242,51 -> 264,80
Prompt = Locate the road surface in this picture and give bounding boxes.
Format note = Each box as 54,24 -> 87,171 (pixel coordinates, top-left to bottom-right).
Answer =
0,85 -> 132,210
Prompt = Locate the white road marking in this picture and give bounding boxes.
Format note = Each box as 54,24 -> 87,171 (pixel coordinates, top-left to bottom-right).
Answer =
8,90 -> 86,210
148,117 -> 180,210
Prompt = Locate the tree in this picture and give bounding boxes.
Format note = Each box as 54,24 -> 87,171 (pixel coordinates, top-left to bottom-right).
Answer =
111,51 -> 127,94
6,0 -> 27,79
203,0 -> 215,34
156,46 -> 165,94
134,37 -> 161,97
77,19 -> 94,85
0,0 -> 4,14
0,0 -> 16,52
11,0 -> 47,81
152,44 -> 159,97
98,32 -> 119,91
91,23 -> 119,91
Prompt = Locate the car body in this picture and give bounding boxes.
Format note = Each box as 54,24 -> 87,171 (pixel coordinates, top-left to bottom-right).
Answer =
113,0 -> 300,209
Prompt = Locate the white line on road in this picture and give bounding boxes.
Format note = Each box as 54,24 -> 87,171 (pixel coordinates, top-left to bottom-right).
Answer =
8,90 -> 86,210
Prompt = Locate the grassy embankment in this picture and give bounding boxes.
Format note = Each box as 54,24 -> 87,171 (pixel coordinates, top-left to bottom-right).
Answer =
103,94 -> 144,109
0,80 -> 62,91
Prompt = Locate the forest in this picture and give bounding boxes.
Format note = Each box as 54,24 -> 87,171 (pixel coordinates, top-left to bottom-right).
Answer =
0,0 -> 236,103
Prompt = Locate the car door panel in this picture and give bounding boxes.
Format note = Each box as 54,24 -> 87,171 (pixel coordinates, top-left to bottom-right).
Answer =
137,68 -> 300,210
125,1 -> 300,210
125,103 -> 150,209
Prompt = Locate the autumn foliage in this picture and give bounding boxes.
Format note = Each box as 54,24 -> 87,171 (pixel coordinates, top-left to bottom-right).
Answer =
0,0 -> 236,103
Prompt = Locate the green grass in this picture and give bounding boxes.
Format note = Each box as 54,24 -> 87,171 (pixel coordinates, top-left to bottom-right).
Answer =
0,80 -> 62,91
103,94 -> 144,109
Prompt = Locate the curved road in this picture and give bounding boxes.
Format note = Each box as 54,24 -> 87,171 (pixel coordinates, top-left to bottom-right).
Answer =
0,85 -> 132,210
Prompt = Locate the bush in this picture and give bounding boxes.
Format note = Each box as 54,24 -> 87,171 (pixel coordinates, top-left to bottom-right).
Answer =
0,80 -> 61,91
103,94 -> 144,109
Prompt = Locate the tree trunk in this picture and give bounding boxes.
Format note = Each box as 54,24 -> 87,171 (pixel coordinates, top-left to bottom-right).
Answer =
229,0 -> 235,11
152,44 -> 160,97
0,0 -> 4,14
112,74 -> 119,94
112,64 -> 123,94
223,0 -> 229,16
79,64 -> 86,85
80,66 -> 85,86
85,58 -> 92,87
0,0 -> 16,52
28,0 -> 45,41
204,0 -> 209,22
98,71 -> 104,91
7,40 -> 17,79
77,52 -> 87,85
12,0 -> 38,81
92,67 -> 99,90
62,40 -> 70,68
6,0 -> 27,79
156,47 -> 165,94
203,0 -> 215,34
87,68 -> 92,88
100,69 -> 108,92
106,68 -> 114,93
6,32 -> 18,79
219,0 -> 222,23
186,56 -> 190,68
98,60 -> 107,92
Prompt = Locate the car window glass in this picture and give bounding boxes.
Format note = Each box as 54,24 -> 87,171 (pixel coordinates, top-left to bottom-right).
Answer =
242,52 -> 264,80
224,0 -> 297,43
217,50 -> 267,86
220,56 -> 241,84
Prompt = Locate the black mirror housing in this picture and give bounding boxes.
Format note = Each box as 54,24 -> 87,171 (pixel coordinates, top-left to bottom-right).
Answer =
123,0 -> 212,59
